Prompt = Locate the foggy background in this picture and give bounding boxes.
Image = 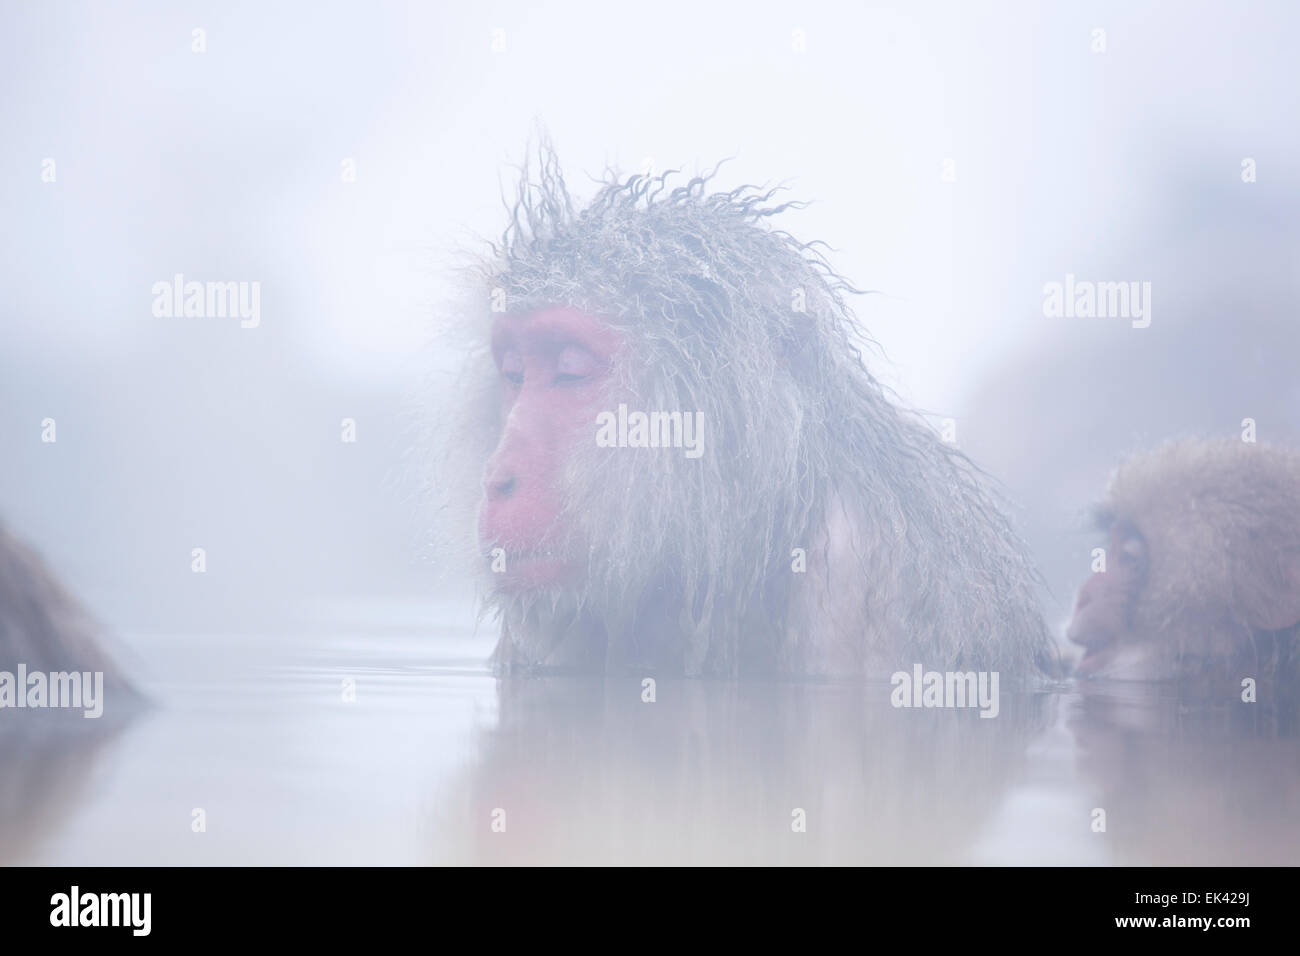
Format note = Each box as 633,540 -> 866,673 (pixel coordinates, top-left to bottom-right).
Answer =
2,0 -> 1297,647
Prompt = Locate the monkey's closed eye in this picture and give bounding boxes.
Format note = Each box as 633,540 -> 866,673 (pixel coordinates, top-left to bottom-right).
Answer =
554,345 -> 599,384
1117,532 -> 1146,565
500,349 -> 525,386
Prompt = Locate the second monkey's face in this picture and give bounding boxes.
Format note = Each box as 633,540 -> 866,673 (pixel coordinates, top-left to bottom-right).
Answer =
1067,521 -> 1152,678
479,307 -> 620,591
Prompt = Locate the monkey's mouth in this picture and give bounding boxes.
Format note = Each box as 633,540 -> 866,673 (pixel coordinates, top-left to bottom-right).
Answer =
484,547 -> 574,589
1073,641 -> 1120,677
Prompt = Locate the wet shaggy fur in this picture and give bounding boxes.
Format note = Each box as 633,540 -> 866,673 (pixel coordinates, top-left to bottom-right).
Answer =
1097,438 -> 1300,679
0,523 -> 131,697
460,143 -> 1055,679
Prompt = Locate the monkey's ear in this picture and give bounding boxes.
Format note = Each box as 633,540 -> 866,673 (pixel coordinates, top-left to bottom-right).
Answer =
1243,554 -> 1300,632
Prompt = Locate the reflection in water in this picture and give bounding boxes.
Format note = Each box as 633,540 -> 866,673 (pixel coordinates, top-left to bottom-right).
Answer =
1,622 -> 1297,865
442,678 -> 1051,865
1069,682 -> 1300,866
0,713 -> 132,863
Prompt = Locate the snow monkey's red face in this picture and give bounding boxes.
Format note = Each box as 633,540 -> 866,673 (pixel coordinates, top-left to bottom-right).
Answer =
478,307 -> 620,591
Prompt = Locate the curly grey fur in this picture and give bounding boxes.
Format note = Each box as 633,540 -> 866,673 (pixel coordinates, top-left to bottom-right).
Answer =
464,142 -> 1054,680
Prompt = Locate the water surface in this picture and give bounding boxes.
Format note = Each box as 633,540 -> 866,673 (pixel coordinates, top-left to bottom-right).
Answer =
3,602 -> 1296,866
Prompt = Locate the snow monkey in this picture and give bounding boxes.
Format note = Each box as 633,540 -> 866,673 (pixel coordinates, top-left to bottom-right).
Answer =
0,522 -> 131,704
460,143 -> 1054,678
1069,438 -> 1300,682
